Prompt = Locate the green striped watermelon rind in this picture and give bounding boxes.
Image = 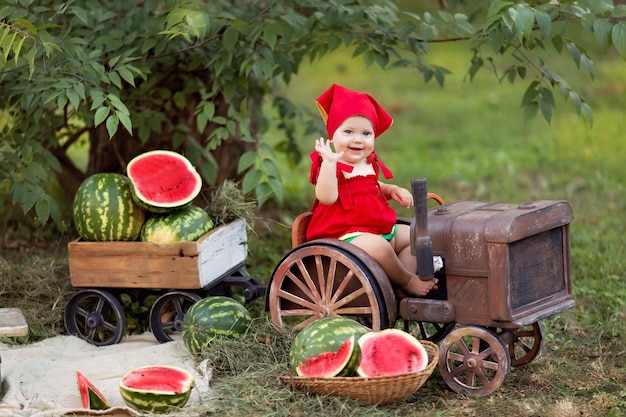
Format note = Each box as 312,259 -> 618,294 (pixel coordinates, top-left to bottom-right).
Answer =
119,365 -> 194,413
72,173 -> 146,241
140,205 -> 214,244
182,296 -> 252,356
290,316 -> 369,374
127,150 -> 202,213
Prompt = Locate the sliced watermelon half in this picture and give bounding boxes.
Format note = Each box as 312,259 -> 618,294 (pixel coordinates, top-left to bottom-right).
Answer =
127,150 -> 202,213
76,370 -> 111,410
119,365 -> 194,413
357,328 -> 429,377
296,335 -> 361,378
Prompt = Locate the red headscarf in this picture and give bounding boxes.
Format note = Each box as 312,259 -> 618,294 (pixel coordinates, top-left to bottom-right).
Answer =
316,84 -> 393,139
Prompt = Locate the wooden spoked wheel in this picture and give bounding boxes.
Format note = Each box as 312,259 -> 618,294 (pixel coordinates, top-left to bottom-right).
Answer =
64,289 -> 126,346
494,321 -> 544,367
268,240 -> 392,332
439,326 -> 510,397
149,291 -> 202,343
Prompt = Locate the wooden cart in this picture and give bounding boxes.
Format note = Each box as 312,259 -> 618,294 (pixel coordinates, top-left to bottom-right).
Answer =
65,219 -> 265,346
265,179 -> 575,396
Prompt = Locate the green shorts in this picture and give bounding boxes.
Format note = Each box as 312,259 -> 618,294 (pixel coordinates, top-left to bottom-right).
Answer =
339,225 -> 397,243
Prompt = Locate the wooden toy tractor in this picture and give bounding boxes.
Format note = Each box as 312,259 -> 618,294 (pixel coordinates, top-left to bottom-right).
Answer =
265,178 -> 574,396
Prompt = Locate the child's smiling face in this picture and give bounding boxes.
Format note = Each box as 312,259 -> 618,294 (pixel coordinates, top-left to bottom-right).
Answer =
331,116 -> 375,165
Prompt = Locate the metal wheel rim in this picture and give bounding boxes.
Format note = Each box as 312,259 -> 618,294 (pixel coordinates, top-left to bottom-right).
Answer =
64,289 -> 126,346
439,326 -> 511,397
496,321 -> 544,367
268,244 -> 388,332
149,291 -> 202,343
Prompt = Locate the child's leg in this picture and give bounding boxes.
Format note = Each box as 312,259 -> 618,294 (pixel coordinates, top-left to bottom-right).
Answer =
392,224 -> 417,273
349,233 -> 437,297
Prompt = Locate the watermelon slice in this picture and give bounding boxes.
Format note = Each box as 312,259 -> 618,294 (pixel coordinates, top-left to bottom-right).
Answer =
296,335 -> 361,378
119,365 -> 194,413
357,329 -> 429,377
126,150 -> 202,213
76,370 -> 111,410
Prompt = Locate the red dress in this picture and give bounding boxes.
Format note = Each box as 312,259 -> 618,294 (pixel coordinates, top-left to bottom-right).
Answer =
306,151 -> 397,241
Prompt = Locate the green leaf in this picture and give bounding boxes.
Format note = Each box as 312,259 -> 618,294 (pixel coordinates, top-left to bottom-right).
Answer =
18,188 -> 38,213
73,82 -> 86,100
165,8 -> 191,30
263,26 -> 278,49
580,102 -> 593,126
242,168 -> 262,194
116,110 -> 132,134
538,87 -> 554,123
94,106 -> 110,126
238,152 -> 257,173
261,158 -> 281,179
611,22 -> 626,58
468,56 -> 484,81
223,26 -> 238,52
106,113 -> 119,138
593,19 -> 613,50
509,5 -> 534,41
117,66 -> 136,87
521,80 -> 540,107
108,71 -> 122,89
71,6 -> 89,25
107,93 -> 129,115
533,10 -> 551,38
35,198 -> 50,224
566,42 -> 581,67
611,5 -> 626,18
487,0 -> 514,21
66,89 -> 80,110
580,54 -> 594,80
552,34 -> 563,53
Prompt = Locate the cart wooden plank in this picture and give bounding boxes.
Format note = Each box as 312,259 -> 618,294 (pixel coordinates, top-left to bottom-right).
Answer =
68,219 -> 247,289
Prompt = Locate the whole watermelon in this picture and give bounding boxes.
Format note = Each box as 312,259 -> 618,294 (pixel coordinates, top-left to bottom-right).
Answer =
290,316 -> 369,373
73,173 -> 146,241
182,296 -> 252,356
141,205 -> 214,244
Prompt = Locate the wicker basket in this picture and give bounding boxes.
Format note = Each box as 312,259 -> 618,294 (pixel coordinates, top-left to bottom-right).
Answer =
280,340 -> 439,405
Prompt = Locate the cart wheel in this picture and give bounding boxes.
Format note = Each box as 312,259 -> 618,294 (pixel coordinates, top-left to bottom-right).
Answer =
494,321 -> 544,367
64,289 -> 126,346
268,240 -> 395,332
439,326 -> 510,397
404,320 -> 456,343
149,291 -> 202,343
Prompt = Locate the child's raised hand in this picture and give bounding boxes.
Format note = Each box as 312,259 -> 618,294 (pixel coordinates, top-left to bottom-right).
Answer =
315,137 -> 344,163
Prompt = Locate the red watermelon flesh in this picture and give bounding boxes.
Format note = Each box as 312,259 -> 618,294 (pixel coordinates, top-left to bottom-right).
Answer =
127,150 -> 202,211
76,370 -> 111,410
357,329 -> 429,377
120,365 -> 193,394
296,335 -> 359,378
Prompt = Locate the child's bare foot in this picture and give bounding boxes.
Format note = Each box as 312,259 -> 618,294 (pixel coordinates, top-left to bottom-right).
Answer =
402,276 -> 438,297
